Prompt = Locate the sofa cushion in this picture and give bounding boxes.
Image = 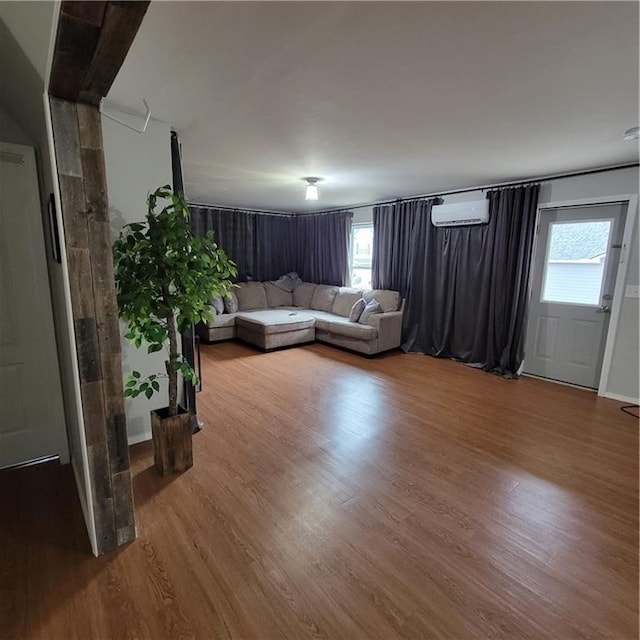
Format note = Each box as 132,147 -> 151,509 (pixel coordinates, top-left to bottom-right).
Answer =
310,284 -> 339,312
326,316 -> 377,340
211,296 -> 224,315
364,289 -> 400,313
331,287 -> 363,317
349,298 -> 366,322
264,282 -> 293,307
224,291 -> 239,313
236,282 -> 268,311
235,309 -> 315,335
303,309 -> 338,331
206,311 -> 237,329
293,282 -> 317,308
359,298 -> 382,324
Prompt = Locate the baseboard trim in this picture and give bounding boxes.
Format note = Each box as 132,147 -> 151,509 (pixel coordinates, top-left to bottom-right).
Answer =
128,431 -> 152,446
601,391 -> 639,405
522,373 -> 596,392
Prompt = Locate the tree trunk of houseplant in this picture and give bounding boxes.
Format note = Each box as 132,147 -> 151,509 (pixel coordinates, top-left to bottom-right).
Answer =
151,306 -> 193,476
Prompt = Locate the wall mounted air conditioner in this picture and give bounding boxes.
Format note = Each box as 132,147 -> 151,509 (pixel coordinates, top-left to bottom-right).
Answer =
431,199 -> 489,227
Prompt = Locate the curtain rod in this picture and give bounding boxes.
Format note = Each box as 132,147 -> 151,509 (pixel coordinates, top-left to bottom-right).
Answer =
311,162 -> 639,214
188,202 -> 294,217
188,202 -> 351,217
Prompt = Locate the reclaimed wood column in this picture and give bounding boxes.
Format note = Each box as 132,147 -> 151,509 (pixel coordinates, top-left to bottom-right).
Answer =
51,99 -> 135,550
48,1 -> 149,554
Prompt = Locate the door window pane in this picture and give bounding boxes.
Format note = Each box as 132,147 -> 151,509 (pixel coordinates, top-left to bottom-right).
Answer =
541,220 -> 612,305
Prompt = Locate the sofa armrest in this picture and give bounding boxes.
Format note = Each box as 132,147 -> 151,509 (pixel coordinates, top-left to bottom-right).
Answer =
366,310 -> 403,352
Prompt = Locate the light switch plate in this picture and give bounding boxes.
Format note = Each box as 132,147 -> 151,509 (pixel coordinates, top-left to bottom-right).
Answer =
625,285 -> 640,298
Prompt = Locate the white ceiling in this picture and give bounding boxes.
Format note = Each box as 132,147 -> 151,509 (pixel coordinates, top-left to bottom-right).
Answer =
107,1 -> 639,213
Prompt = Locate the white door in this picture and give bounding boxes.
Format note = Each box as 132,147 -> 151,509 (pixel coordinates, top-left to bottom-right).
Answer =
0,142 -> 67,468
523,203 -> 626,388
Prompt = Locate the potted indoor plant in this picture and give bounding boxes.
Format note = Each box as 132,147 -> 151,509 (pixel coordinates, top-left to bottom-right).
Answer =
113,185 -> 237,475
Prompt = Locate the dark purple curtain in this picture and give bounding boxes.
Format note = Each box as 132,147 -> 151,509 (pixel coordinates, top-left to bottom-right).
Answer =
401,185 -> 539,376
190,207 -> 257,280
255,214 -> 297,280
372,199 -> 441,296
295,210 -> 352,285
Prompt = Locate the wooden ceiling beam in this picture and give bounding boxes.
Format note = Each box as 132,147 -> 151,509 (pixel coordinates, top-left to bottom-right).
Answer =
49,0 -> 149,104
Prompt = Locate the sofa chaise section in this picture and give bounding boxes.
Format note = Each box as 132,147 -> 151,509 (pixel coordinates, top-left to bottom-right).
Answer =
235,309 -> 315,350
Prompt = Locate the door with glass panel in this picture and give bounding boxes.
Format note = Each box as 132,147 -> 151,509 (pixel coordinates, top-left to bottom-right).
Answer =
523,203 -> 626,388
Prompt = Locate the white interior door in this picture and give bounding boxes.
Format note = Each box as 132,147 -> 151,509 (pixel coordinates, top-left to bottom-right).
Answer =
523,203 -> 627,388
0,142 -> 67,468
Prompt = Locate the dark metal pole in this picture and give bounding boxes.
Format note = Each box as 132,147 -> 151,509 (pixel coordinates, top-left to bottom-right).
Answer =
171,131 -> 200,433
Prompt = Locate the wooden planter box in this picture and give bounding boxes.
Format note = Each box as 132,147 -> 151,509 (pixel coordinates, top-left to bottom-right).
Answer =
151,408 -> 193,476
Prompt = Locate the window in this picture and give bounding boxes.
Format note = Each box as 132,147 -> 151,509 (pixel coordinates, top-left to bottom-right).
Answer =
350,223 -> 373,289
541,219 -> 612,306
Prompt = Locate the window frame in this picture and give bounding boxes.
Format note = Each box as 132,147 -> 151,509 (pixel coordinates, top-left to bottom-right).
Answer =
350,222 -> 374,289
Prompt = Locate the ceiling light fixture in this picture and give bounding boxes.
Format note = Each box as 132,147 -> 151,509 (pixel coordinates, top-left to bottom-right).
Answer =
623,127 -> 640,141
304,177 -> 320,200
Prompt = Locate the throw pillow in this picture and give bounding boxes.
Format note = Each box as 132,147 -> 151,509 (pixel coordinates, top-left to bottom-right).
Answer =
284,271 -> 302,290
349,298 -> 366,322
223,291 -> 239,314
358,298 -> 382,324
272,272 -> 302,292
211,296 -> 224,315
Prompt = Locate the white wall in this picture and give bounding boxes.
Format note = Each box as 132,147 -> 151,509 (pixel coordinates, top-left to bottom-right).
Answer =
0,1 -> 53,80
349,167 -> 639,400
0,104 -> 34,145
102,115 -> 173,444
352,205 -> 374,225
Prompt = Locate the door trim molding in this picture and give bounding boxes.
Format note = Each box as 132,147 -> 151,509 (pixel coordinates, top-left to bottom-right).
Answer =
530,194 -> 638,398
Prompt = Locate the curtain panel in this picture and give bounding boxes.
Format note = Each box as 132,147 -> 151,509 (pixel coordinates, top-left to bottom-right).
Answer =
401,185 -> 539,376
190,207 -> 257,281
255,214 -> 297,281
372,199 -> 441,296
295,210 -> 353,286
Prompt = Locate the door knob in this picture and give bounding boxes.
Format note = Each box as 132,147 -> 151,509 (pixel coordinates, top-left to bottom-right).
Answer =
598,305 -> 610,314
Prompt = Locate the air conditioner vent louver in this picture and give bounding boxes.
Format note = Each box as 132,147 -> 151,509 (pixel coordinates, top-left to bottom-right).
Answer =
431,200 -> 489,227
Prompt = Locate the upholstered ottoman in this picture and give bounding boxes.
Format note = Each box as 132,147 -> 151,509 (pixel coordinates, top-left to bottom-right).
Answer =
235,309 -> 315,350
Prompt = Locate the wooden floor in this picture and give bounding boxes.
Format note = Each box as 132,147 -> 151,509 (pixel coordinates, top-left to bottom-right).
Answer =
1,341 -> 638,639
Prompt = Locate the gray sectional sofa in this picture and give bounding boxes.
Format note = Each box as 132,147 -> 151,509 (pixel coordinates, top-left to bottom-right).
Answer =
197,281 -> 404,355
